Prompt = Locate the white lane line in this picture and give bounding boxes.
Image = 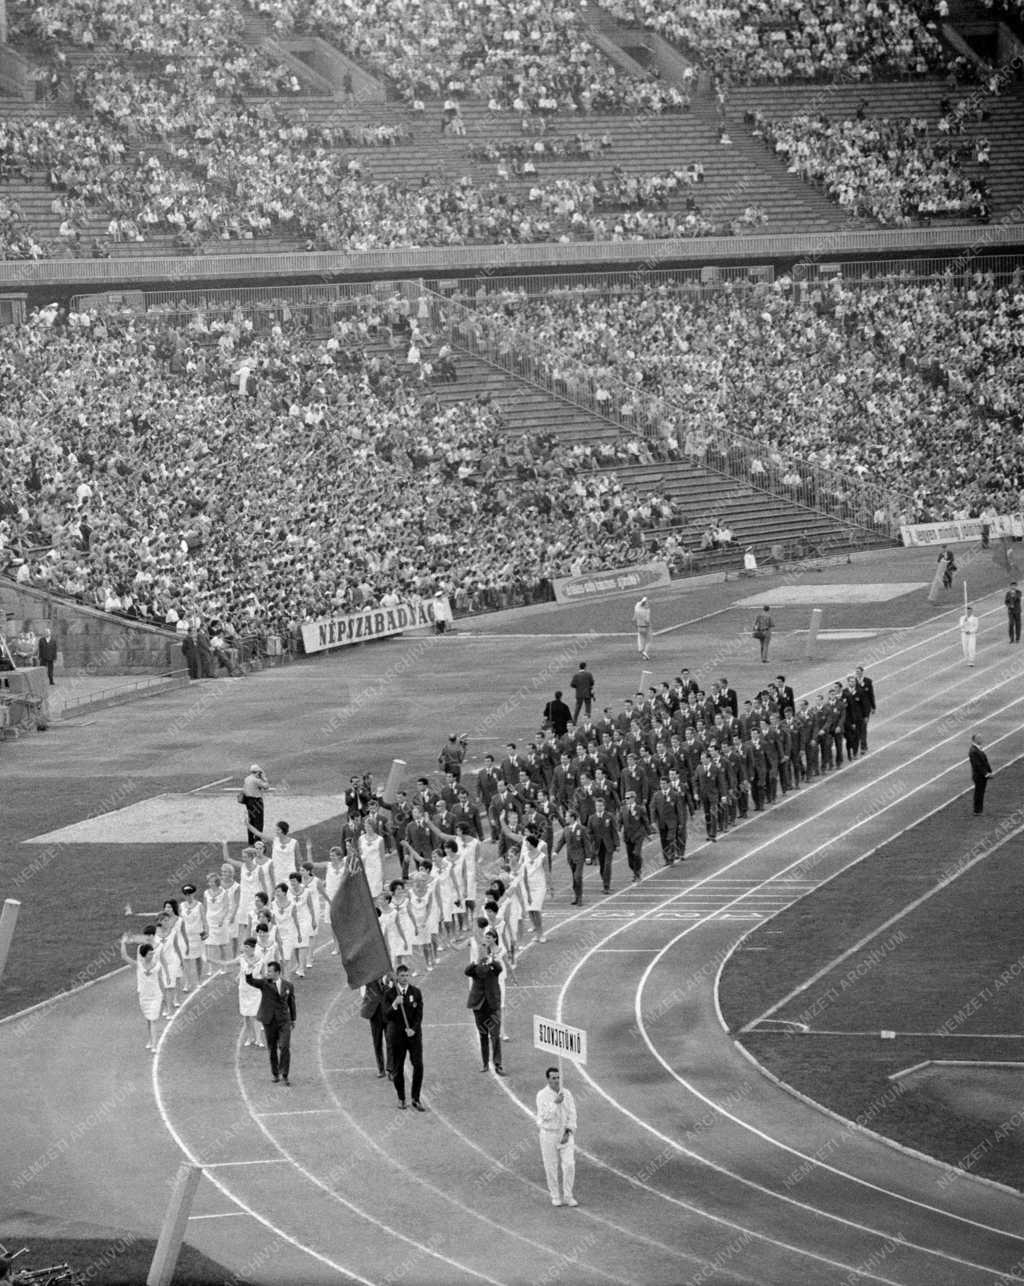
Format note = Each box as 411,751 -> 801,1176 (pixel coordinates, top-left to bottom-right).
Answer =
0,965 -> 132,1029
309,989 -> 639,1286
772,1031 -> 1024,1041
188,776 -> 233,794
630,755 -> 1024,1248
234,1031 -> 506,1286
202,1159 -> 291,1167
255,1109 -> 346,1117
536,704 -> 1024,1270
189,1212 -> 245,1220
151,976 -> 375,1286
747,813 -> 1024,1030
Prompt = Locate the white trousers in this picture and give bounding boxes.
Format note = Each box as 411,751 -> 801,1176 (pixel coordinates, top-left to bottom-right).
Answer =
962,633 -> 977,664
539,1131 -> 575,1202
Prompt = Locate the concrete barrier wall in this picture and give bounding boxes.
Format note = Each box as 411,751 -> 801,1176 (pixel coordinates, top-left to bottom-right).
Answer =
0,580 -> 179,675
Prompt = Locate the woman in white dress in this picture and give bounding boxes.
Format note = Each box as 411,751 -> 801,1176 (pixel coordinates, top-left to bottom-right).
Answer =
267,820 -> 299,889
270,882 -> 301,978
359,819 -> 386,898
503,824 -> 548,944
203,872 -> 231,966
179,883 -> 207,990
380,881 -> 412,970
287,870 -> 318,978
120,936 -> 163,1051
159,899 -> 185,1012
233,848 -> 269,947
319,846 -> 346,955
234,936 -> 263,1047
407,869 -> 440,971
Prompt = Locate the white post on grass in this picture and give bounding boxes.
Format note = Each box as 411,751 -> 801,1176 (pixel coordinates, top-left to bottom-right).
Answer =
804,609 -> 823,662
0,899 -> 20,985
382,758 -> 406,806
147,1163 -> 201,1286
640,669 -> 651,692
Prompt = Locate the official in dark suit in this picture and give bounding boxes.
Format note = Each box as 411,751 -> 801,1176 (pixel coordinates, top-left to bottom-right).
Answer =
555,810 -> 591,904
384,965 -> 425,1110
245,962 -> 296,1084
1006,583 -> 1022,644
360,975 -> 391,1078
37,627 -> 58,685
651,778 -> 688,864
465,942 -> 505,1074
718,679 -> 739,719
570,662 -> 595,723
969,734 -> 992,814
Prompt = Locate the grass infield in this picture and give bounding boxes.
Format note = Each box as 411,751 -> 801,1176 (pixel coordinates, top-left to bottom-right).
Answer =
720,754 -> 1024,1191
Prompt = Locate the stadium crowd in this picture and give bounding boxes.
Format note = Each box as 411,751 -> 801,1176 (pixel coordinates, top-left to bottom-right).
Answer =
0,296 -> 682,640
753,112 -> 987,224
254,0 -> 685,113
459,274 -> 1024,522
598,0 -> 945,83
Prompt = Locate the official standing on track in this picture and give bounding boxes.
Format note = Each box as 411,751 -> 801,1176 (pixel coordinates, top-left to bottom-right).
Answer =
570,662 -> 596,723
969,734 -> 992,815
753,606 -> 774,663
633,597 -> 652,661
241,763 -> 270,844
960,605 -> 979,667
1005,582 -> 1022,644
536,1066 -> 578,1207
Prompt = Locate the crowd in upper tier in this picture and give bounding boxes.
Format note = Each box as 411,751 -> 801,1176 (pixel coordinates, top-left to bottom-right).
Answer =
458,273 -> 1024,523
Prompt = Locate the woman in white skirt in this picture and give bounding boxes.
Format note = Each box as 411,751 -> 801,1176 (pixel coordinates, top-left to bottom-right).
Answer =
359,819 -> 386,899
203,871 -> 231,967
271,882 -> 301,979
233,848 -> 270,947
120,936 -> 163,1051
179,884 -> 207,990
234,936 -> 263,1047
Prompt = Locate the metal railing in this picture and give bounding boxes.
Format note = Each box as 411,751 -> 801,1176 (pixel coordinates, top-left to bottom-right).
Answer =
793,252 -> 1024,283
411,281 -> 899,537
8,221 -> 1024,289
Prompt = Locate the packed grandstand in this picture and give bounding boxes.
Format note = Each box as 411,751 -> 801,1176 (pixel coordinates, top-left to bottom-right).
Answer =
1,0 -> 1023,654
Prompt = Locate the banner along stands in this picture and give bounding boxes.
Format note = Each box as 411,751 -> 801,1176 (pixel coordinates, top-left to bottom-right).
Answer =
900,514 -> 1022,547
301,599 -> 447,654
552,560 -> 670,605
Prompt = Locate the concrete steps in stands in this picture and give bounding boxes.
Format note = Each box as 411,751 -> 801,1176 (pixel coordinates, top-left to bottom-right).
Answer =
389,344 -> 880,554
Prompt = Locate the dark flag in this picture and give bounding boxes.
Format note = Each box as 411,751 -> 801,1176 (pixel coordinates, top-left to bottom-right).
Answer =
330,856 -> 391,989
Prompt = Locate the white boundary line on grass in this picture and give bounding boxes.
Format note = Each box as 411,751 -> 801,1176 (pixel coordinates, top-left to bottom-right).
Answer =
745,812 -> 1024,1032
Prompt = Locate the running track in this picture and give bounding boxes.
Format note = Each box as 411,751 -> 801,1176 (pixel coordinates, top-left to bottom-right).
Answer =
10,594 -> 1024,1285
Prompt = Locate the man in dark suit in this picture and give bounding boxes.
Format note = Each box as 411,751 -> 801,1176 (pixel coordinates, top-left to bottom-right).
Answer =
775,676 -> 796,716
570,661 -> 595,723
1005,582 -> 1022,644
476,755 -> 501,815
620,790 -> 653,882
651,776 -> 686,864
465,942 -> 505,1074
360,974 -> 391,1079
543,690 -> 573,736
969,734 -> 993,814
384,964 -> 426,1110
554,809 -> 590,904
37,626 -> 58,685
586,798 -> 619,893
245,961 -> 296,1084
718,678 -> 738,719
854,666 -> 876,753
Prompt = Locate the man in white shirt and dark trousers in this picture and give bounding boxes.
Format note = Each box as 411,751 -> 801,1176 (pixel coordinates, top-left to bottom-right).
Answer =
536,1066 -> 578,1207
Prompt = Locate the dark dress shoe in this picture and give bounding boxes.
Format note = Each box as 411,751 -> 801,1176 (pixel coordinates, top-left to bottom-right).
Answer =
376,1071 -> 387,1078
494,1067 -> 507,1076
397,1101 -> 407,1110
282,1077 -> 291,1086
479,1065 -> 490,1072
272,1076 -> 280,1083
411,1101 -> 427,1112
